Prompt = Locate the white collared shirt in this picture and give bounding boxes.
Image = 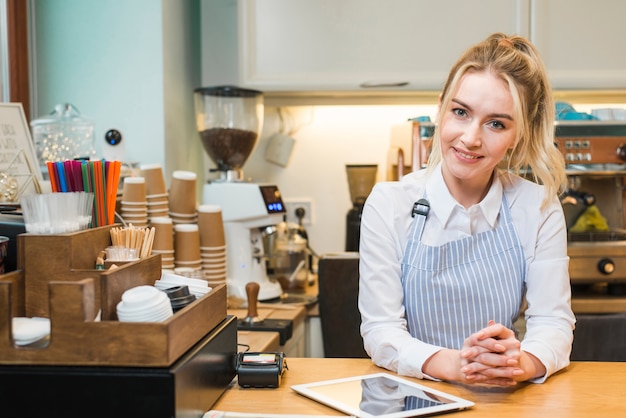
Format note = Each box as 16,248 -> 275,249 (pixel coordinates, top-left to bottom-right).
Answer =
358,163 -> 575,382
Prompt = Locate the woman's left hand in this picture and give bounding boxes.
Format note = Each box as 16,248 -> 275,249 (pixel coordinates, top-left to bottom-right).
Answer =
459,320 -> 525,386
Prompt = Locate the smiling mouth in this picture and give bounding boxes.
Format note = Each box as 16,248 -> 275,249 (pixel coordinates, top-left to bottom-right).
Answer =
455,148 -> 482,160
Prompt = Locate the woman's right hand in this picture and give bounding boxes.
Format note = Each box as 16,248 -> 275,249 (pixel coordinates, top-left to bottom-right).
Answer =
458,321 -> 524,386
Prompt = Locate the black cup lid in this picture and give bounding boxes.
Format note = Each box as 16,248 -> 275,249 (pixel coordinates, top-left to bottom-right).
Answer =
164,285 -> 190,299
170,293 -> 197,307
194,85 -> 262,98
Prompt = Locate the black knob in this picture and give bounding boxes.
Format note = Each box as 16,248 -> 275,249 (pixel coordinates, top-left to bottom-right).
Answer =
617,144 -> 626,161
105,129 -> 123,146
598,258 -> 615,275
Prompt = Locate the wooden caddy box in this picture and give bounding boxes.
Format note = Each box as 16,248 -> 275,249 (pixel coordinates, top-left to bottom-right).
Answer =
0,226 -> 236,417
0,225 -> 229,367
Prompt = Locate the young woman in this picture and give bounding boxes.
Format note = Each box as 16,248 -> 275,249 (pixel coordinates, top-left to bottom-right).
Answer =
358,33 -> 575,387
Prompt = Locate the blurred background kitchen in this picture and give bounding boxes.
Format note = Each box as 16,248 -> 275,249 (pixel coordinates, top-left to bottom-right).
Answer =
3,0 -> 626,257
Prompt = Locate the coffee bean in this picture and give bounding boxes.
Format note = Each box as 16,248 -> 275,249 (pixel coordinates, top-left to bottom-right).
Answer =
200,128 -> 257,170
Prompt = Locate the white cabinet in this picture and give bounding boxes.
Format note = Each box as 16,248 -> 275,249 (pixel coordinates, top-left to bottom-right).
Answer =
238,0 -> 527,91
530,0 -> 626,90
200,0 -> 626,93
201,0 -> 528,92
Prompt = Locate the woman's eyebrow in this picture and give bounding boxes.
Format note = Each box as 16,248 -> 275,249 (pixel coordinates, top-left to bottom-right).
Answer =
451,98 -> 514,121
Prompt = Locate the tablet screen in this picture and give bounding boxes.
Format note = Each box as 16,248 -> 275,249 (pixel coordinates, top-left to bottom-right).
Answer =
291,373 -> 474,418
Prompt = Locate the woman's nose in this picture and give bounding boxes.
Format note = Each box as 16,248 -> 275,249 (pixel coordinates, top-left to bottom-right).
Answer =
461,123 -> 482,147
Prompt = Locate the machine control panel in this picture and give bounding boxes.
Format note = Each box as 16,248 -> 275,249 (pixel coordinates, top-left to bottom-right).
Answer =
259,185 -> 286,214
555,121 -> 626,165
555,136 -> 626,164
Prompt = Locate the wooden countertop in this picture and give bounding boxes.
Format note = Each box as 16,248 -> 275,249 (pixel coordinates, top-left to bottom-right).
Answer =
237,331 -> 280,353
228,276 -> 319,323
212,358 -> 626,417
232,304 -> 308,353
228,304 -> 307,327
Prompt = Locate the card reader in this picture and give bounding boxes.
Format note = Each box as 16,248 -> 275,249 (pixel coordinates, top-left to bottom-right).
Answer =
236,352 -> 287,388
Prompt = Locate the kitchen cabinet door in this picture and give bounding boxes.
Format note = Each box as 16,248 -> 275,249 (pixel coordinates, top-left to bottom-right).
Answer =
232,0 -> 529,92
530,0 -> 626,89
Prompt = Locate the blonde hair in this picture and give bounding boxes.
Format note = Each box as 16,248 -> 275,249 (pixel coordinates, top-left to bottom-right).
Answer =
427,33 -> 566,208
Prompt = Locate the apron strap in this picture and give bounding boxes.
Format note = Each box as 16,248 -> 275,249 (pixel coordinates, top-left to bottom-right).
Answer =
412,198 -> 430,218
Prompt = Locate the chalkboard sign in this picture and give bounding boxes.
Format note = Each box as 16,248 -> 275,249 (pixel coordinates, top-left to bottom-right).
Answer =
0,103 -> 43,199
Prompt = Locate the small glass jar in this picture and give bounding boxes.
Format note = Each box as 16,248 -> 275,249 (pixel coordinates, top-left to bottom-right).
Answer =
30,103 -> 97,179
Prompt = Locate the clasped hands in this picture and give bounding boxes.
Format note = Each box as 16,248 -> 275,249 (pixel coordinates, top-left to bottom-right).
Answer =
458,320 -> 543,386
424,320 -> 545,386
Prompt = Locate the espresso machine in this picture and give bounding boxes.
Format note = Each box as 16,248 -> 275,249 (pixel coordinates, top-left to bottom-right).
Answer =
345,164 -> 378,251
194,86 -> 285,302
554,120 -> 626,314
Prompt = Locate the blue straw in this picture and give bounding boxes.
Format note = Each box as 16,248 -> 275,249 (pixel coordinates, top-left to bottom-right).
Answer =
56,161 -> 68,192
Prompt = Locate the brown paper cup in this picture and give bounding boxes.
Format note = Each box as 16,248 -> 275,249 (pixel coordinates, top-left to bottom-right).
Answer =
168,171 -> 197,214
121,177 -> 147,203
197,204 -> 226,247
140,163 -> 167,196
147,193 -> 169,203
174,223 -> 201,262
174,267 -> 204,279
148,212 -> 170,222
147,201 -> 169,211
151,217 -> 174,251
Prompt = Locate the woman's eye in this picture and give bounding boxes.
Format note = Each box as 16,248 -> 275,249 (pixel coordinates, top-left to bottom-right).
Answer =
488,120 -> 505,129
452,108 -> 467,117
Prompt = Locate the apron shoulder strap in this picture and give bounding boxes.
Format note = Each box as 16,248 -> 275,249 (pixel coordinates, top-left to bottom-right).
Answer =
412,198 -> 430,218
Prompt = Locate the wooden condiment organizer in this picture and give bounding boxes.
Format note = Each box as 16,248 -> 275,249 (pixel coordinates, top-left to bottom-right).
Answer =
0,225 -> 227,367
18,224 -> 118,317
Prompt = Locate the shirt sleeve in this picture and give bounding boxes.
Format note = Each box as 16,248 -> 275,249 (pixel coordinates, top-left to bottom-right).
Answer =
358,180 -> 444,379
516,191 -> 576,383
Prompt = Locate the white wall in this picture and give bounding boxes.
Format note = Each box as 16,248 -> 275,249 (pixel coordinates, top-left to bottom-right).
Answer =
31,0 -> 203,189
32,0 -> 164,165
239,104 -> 438,255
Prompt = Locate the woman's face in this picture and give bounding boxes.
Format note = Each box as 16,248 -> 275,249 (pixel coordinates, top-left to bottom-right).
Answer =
439,70 -> 517,195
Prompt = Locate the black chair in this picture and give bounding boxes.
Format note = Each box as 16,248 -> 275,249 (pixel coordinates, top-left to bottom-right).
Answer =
317,253 -> 369,358
571,312 -> 626,361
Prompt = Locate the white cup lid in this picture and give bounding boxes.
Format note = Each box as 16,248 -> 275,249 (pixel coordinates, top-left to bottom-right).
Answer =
124,176 -> 145,184
172,170 -> 197,180
174,223 -> 199,232
150,216 -> 173,224
198,204 -> 222,213
140,163 -> 162,170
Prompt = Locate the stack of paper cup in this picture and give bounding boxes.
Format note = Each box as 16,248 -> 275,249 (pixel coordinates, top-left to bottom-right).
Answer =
116,285 -> 173,322
120,177 -> 148,228
151,217 -> 175,270
140,164 -> 169,222
198,204 -> 226,285
168,170 -> 198,224
173,266 -> 205,279
174,223 -> 202,271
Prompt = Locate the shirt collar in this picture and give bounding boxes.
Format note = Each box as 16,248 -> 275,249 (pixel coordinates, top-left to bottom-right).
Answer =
425,163 -> 503,228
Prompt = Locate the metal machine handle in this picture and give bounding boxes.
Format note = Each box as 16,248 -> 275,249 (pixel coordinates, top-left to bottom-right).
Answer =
598,259 -> 615,275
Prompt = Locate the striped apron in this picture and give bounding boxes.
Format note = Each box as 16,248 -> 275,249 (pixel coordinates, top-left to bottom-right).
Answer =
401,194 -> 526,350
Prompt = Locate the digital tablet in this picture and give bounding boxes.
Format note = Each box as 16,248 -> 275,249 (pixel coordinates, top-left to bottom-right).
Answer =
291,373 -> 474,418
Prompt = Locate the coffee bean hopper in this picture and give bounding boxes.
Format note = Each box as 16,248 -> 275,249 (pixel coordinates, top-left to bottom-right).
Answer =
194,86 -> 285,303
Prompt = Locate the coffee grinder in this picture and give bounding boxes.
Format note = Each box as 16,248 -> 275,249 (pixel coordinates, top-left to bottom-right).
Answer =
194,86 -> 285,302
345,164 -> 378,251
